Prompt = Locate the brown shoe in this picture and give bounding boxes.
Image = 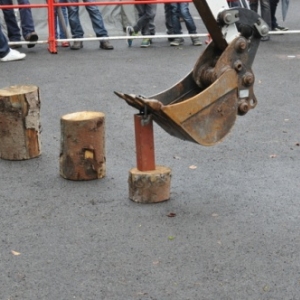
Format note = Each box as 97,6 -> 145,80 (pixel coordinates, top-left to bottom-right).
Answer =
25,32 -> 38,48
100,41 -> 114,50
70,41 -> 83,50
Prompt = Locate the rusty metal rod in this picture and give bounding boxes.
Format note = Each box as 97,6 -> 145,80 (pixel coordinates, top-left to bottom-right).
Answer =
134,114 -> 156,172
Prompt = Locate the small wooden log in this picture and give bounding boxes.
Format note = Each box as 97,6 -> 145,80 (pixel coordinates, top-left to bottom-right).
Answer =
60,111 -> 106,180
0,85 -> 41,160
128,165 -> 172,203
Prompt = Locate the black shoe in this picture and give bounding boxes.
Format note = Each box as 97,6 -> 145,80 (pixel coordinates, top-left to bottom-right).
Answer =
261,35 -> 270,41
100,41 -> 114,50
10,44 -> 22,49
25,32 -> 38,48
70,41 -> 83,50
273,25 -> 288,31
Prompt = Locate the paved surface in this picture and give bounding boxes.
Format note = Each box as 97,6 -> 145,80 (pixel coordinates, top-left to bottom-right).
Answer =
1,3 -> 300,300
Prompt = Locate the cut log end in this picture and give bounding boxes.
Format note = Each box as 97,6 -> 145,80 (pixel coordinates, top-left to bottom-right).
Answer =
61,111 -> 105,122
0,85 -> 38,96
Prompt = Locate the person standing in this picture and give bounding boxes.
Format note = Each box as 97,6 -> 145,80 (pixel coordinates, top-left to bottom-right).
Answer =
0,0 -> 38,48
248,0 -> 272,41
0,23 -> 26,61
126,2 -> 157,48
65,0 -> 114,50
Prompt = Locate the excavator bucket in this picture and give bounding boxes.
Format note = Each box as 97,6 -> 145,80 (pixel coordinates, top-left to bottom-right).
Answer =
115,0 -> 268,146
115,67 -> 238,146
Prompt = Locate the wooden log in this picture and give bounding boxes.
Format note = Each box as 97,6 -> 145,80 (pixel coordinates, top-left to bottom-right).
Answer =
0,85 -> 41,160
128,165 -> 172,203
60,111 -> 106,181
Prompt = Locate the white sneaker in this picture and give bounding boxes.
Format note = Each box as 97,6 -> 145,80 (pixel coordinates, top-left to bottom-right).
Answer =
0,49 -> 26,62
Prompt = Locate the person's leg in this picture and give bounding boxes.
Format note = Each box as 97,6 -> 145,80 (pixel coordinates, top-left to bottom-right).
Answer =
57,1 -> 70,46
134,4 -> 145,33
56,7 -> 68,39
83,0 -> 113,49
164,4 -> 173,35
179,3 -> 201,45
0,24 -> 10,57
179,3 -> 196,34
53,5 -> 59,39
139,4 -> 156,47
17,0 -> 36,39
58,3 -> 69,39
170,3 -> 182,35
147,8 -> 156,36
133,4 -> 156,33
270,0 -> 286,30
260,0 -> 272,29
138,7 -> 150,48
269,0 -> 278,29
83,0 -> 108,37
61,4 -> 69,26
141,4 -> 156,35
249,0 -> 258,12
83,1 -> 114,48
66,0 -> 84,38
66,0 -> 84,49
0,24 -> 26,61
169,3 -> 184,46
227,0 -> 240,7
0,0 -> 22,42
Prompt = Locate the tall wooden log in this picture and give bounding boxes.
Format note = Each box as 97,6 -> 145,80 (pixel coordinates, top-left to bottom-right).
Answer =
0,85 -> 41,160
60,111 -> 106,181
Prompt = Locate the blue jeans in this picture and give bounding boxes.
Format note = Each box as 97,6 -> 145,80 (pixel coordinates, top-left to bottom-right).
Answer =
0,25 -> 10,58
0,0 -> 35,41
66,0 -> 108,38
169,3 -> 197,35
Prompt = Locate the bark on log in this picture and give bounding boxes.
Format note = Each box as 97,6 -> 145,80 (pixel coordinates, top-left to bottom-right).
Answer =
60,111 -> 106,180
0,85 -> 41,160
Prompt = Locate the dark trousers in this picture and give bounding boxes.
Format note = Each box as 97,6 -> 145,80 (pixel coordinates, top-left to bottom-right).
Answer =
270,0 -> 280,29
249,0 -> 272,29
0,25 -> 10,58
0,0 -> 35,41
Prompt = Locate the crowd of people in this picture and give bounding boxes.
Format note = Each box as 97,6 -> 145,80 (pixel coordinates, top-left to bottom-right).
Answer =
0,0 -> 288,62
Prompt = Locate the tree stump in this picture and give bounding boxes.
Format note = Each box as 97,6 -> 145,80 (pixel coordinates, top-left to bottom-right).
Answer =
60,111 -> 106,181
0,85 -> 41,160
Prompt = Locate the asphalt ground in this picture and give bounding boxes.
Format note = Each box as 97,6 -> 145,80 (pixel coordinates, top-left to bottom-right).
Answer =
0,3 -> 300,300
